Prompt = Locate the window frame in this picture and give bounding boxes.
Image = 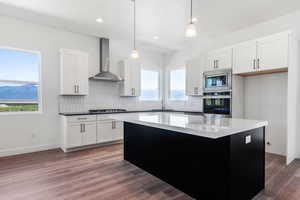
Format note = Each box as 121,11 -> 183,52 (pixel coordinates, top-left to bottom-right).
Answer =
167,67 -> 188,102
139,67 -> 161,102
0,46 -> 42,115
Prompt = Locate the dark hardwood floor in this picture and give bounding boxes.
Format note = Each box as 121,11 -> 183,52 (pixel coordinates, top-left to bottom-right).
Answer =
0,144 -> 299,200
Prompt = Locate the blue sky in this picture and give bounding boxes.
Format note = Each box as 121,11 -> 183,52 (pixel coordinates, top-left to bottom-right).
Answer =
0,48 -> 39,82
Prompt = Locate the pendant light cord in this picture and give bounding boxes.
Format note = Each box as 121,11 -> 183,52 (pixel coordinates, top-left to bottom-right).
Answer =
133,0 -> 136,50
190,0 -> 193,24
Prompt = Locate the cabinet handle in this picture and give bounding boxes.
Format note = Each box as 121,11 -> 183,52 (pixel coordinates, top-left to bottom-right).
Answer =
253,59 -> 256,69
80,124 -> 83,133
131,88 -> 134,96
74,85 -> 77,93
213,60 -> 216,68
257,58 -> 260,69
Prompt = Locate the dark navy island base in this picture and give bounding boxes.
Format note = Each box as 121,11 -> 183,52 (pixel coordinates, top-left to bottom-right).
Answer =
124,122 -> 265,200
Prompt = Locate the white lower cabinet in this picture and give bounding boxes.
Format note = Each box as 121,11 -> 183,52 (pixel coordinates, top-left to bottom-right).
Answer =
61,115 -> 123,152
82,123 -> 97,146
97,120 -> 123,143
112,121 -> 124,141
67,124 -> 83,148
66,122 -> 97,149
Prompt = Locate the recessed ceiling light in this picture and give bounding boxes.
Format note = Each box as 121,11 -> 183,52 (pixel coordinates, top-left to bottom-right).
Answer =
153,36 -> 159,40
192,17 -> 198,23
96,18 -> 104,23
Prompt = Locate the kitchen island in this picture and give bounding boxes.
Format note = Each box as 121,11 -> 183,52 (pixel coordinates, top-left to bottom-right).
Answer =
109,112 -> 268,200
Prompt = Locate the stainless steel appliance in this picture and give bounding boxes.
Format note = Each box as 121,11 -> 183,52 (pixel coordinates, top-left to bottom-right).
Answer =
90,38 -> 123,82
203,69 -> 232,92
203,91 -> 231,116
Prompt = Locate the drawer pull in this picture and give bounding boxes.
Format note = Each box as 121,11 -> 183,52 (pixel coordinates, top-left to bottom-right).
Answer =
77,118 -> 88,120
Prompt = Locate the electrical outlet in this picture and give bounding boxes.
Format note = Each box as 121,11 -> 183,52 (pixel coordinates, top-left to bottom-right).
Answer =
245,135 -> 251,144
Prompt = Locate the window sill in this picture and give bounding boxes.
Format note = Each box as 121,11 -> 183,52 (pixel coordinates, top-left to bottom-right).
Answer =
167,99 -> 188,102
0,110 -> 43,116
139,99 -> 161,102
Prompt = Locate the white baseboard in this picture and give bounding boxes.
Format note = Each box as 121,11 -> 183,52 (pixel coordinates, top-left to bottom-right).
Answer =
0,144 -> 60,158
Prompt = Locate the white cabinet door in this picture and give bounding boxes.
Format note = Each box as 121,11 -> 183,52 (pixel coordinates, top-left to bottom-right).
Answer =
67,124 -> 82,148
214,48 -> 232,70
111,121 -> 124,140
257,33 -> 289,71
60,49 -> 89,95
131,62 -> 141,96
120,60 -> 141,96
186,59 -> 203,96
60,51 -> 78,95
205,48 -> 232,71
97,121 -> 113,143
205,54 -> 215,71
233,40 -> 257,74
77,53 -> 89,95
82,123 -> 97,146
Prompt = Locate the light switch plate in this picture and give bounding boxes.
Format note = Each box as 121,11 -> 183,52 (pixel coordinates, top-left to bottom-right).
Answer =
246,135 -> 251,144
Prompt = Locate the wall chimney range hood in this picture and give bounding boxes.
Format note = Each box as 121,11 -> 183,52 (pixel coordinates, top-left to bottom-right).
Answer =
90,38 -> 123,82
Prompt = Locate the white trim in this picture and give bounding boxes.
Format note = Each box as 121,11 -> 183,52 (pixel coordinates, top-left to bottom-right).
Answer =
0,46 -> 43,114
0,144 -> 59,158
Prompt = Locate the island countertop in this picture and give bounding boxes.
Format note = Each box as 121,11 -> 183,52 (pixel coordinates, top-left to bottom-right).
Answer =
108,112 -> 268,139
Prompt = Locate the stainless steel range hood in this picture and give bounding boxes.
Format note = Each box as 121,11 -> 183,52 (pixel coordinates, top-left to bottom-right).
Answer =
90,38 -> 123,82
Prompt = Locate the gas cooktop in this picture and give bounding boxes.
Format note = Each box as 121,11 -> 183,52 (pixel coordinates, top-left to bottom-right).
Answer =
89,109 -> 127,113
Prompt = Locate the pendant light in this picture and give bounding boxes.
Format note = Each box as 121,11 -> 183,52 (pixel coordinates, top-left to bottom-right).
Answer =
131,0 -> 139,59
185,0 -> 197,38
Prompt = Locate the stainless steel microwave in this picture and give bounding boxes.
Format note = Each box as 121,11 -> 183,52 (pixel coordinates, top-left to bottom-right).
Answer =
203,69 -> 232,92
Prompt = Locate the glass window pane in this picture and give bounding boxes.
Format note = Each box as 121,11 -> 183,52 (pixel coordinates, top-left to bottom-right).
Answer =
170,69 -> 186,100
0,48 -> 40,113
140,70 -> 159,101
0,48 -> 39,82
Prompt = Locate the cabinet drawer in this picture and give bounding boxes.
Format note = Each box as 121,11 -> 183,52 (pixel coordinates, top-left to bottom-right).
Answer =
67,115 -> 96,123
97,115 -> 113,121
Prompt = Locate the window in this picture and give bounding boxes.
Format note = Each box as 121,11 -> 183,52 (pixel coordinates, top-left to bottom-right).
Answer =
0,48 -> 41,113
169,68 -> 187,101
140,69 -> 160,101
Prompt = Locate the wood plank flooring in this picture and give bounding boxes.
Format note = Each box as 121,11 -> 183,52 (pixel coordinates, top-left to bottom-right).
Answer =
0,144 -> 299,200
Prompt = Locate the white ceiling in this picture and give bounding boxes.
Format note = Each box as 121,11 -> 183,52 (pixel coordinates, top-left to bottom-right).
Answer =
1,0 -> 300,52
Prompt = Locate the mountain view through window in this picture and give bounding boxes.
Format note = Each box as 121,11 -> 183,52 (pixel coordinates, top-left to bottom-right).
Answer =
0,48 -> 40,112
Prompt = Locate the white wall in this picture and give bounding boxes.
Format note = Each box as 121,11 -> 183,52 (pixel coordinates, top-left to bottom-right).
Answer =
0,16 -> 164,157
244,73 -> 288,156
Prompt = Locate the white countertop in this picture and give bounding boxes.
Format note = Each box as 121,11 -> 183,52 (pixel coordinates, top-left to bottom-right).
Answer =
108,112 -> 268,139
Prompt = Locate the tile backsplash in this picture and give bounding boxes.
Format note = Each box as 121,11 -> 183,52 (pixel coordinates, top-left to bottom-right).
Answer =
59,81 -> 163,113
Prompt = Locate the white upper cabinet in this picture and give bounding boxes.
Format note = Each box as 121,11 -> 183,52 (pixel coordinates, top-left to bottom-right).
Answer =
120,59 -> 141,97
186,59 -> 204,96
233,32 -> 290,75
205,48 -> 233,71
233,40 -> 257,74
60,49 -> 89,95
257,33 -> 289,71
